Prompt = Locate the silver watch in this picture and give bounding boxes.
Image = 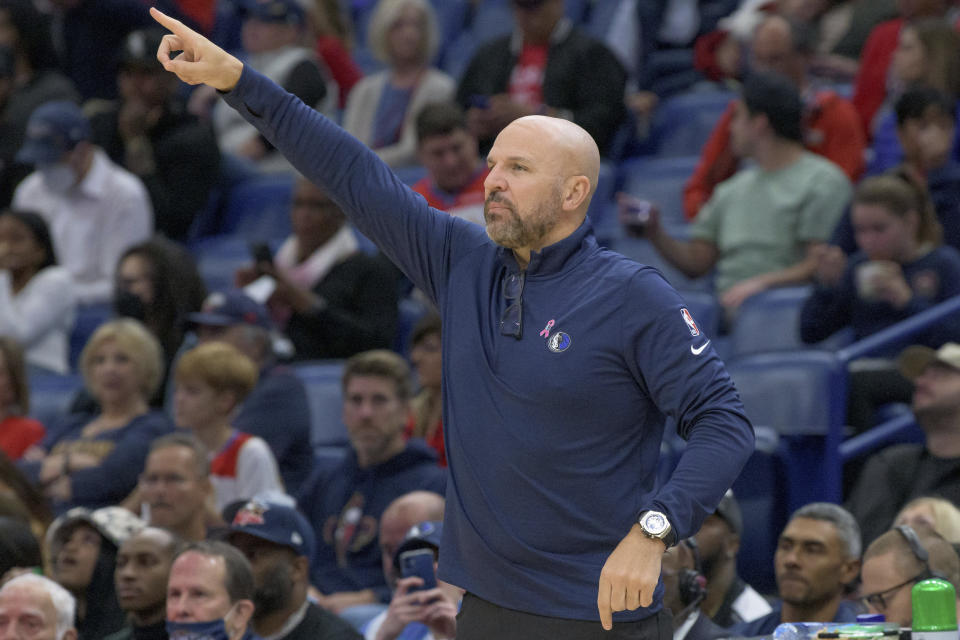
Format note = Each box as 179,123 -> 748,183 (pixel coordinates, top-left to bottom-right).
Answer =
638,510 -> 672,543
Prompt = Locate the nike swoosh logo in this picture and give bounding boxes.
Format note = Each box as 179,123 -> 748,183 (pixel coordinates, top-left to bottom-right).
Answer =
690,341 -> 710,355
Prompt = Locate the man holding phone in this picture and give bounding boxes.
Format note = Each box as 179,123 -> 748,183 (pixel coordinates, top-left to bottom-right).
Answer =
364,520 -> 457,640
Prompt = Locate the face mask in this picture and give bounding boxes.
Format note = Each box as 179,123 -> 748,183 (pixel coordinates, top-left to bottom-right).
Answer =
114,289 -> 147,321
39,163 -> 76,193
165,619 -> 232,640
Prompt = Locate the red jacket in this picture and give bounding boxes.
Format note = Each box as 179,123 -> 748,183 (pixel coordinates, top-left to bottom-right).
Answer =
683,90 -> 865,220
851,18 -> 903,139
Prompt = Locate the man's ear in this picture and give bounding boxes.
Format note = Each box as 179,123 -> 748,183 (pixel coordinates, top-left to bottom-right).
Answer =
839,557 -> 861,587
561,174 -> 591,212
62,628 -> 79,640
225,599 -> 255,640
723,533 -> 741,559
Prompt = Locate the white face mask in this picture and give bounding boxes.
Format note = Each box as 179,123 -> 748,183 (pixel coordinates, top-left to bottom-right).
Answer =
39,163 -> 77,193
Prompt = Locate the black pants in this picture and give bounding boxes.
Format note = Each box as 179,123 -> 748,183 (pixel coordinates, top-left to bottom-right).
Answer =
456,592 -> 674,640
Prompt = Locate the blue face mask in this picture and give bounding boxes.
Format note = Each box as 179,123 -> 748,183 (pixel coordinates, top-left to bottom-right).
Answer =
165,619 -> 232,640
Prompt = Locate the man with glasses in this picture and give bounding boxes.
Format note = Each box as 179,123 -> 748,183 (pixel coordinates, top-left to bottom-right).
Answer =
730,503 -> 863,637
148,10 -> 755,639
860,524 -> 960,626
137,433 -> 215,542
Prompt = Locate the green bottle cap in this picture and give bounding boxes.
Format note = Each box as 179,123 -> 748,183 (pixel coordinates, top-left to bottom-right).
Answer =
912,578 -> 958,631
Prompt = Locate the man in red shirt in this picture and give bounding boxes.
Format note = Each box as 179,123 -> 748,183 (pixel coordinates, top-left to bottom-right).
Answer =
410,102 -> 487,226
683,14 -> 866,221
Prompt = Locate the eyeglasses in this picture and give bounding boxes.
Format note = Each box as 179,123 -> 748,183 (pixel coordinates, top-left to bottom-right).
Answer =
860,573 -> 926,610
500,271 -> 525,339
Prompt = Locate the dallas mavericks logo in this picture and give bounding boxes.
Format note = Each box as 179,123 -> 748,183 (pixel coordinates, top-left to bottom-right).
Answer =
548,331 -> 572,353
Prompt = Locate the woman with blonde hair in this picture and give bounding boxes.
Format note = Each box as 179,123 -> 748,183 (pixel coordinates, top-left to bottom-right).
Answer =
896,497 -> 960,544
342,0 -> 454,167
20,319 -> 173,512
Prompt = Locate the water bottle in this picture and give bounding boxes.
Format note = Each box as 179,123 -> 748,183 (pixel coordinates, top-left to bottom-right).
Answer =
912,578 -> 958,640
773,622 -> 837,640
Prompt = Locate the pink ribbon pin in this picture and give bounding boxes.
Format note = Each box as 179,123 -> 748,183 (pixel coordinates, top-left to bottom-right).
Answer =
539,319 -> 555,338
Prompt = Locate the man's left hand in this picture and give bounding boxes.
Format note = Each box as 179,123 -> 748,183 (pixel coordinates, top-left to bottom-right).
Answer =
720,275 -> 769,310
597,524 -> 664,630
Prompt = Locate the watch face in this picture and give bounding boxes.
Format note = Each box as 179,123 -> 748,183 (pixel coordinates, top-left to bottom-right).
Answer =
643,512 -> 668,535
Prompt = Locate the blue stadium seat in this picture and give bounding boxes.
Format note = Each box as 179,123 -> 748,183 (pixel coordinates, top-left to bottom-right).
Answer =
221,174 -> 295,242
69,303 -> 114,371
729,286 -> 812,357
191,234 -> 254,293
727,350 -> 846,436
648,90 -> 734,157
469,0 -> 513,42
292,360 -> 350,450
430,0 -> 470,59
439,30 -> 479,80
584,0 -> 623,40
394,295 -> 433,355
618,155 -> 700,231
29,372 -> 84,428
730,287 -> 856,357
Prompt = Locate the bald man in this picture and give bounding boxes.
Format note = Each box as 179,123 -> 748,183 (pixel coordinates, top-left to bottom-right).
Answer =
148,10 -> 755,638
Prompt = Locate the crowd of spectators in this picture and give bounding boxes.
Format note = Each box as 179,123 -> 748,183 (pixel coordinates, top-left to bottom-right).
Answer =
1,0 -> 960,638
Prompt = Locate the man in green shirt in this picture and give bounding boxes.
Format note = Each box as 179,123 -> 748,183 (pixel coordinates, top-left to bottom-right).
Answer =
647,71 -> 851,314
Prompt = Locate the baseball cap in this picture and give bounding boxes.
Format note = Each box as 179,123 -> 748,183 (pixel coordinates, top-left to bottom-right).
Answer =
713,489 -> 742,536
47,506 -> 145,552
393,520 -> 442,570
228,500 -> 316,562
898,343 -> 960,379
187,290 -> 273,330
16,101 -> 91,165
240,0 -> 305,25
120,28 -> 166,72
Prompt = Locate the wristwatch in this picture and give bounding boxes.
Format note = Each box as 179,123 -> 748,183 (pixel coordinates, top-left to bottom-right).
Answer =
638,510 -> 675,547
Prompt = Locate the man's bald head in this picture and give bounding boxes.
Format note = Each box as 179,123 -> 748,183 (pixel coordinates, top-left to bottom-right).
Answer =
751,14 -> 810,87
380,491 -> 445,584
507,115 -> 600,202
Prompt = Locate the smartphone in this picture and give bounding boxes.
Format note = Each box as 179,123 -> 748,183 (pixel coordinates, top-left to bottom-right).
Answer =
249,242 -> 273,266
468,94 -> 490,109
620,198 -> 653,237
399,548 -> 437,592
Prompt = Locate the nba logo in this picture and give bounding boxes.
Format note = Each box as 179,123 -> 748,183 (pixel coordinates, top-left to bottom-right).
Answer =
680,308 -> 700,337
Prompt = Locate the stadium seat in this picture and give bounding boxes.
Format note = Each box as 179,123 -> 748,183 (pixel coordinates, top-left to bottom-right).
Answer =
728,286 -> 812,356
29,372 -> 84,428
292,360 -> 350,451
191,234 -> 255,293
69,303 -> 113,371
647,90 -> 734,157
469,0 -> 513,42
393,165 -> 428,186
584,0 -> 622,39
727,350 -> 846,436
220,174 -> 295,242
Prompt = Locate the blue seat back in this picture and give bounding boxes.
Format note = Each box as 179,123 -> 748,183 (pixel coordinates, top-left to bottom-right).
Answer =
29,373 -> 84,428
292,360 -> 350,450
729,286 -> 812,357
727,350 -> 846,436
221,174 -> 295,242
69,303 -> 114,371
648,91 -> 734,157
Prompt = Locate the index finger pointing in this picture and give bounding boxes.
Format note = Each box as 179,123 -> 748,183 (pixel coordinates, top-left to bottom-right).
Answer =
149,7 -> 185,34
597,576 -> 613,631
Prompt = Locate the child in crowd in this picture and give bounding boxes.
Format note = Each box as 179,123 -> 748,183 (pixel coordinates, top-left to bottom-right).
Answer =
172,341 -> 283,512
